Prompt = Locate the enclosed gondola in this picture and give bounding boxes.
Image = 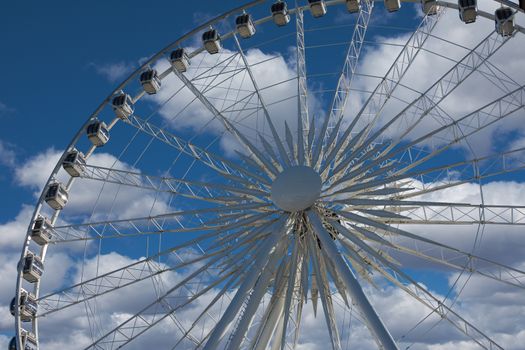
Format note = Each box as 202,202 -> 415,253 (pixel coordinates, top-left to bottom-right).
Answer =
62,149 -> 86,177
346,0 -> 360,13
10,290 -> 37,322
21,252 -> 44,283
31,216 -> 53,245
308,0 -> 327,17
8,330 -> 37,350
458,0 -> 477,23
170,48 -> 190,73
44,182 -> 68,210
495,7 -> 514,36
385,0 -> 401,12
271,1 -> 290,26
422,0 -> 439,15
236,13 -> 256,38
86,120 -> 110,147
139,69 -> 161,95
202,28 -> 221,54
112,93 -> 135,118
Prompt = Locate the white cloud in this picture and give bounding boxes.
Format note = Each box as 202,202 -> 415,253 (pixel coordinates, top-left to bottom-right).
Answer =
0,140 -> 16,167
0,101 -> 15,115
3,2 -> 525,349
90,61 -> 136,83
345,0 -> 525,157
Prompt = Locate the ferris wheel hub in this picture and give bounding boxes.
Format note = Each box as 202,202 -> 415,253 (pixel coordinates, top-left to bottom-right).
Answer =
271,166 -> 322,212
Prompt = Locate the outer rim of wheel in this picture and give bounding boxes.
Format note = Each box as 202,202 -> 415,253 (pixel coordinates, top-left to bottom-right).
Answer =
13,1 -> 525,349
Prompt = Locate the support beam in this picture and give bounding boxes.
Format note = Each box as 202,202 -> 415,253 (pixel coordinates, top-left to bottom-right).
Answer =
307,211 -> 398,350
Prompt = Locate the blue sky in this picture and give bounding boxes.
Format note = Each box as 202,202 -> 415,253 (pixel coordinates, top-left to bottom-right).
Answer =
0,0 -> 422,218
2,1 -> 525,349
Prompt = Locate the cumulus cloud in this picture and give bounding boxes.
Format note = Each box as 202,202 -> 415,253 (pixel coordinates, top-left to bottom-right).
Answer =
0,101 -> 15,115
89,61 -> 136,83
0,140 -> 16,168
3,1 -> 525,349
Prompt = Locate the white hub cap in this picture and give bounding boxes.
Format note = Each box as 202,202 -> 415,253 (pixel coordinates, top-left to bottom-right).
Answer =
271,166 -> 322,212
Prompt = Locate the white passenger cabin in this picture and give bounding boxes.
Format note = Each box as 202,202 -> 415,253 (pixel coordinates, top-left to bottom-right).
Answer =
236,13 -> 256,38
9,330 -> 37,350
139,70 -> 161,95
86,120 -> 110,147
22,252 -> 44,283
385,0 -> 401,12
10,289 -> 38,321
112,93 -> 135,118
31,216 -> 53,245
44,182 -> 68,210
62,149 -> 86,177
202,29 -> 221,54
458,0 -> 477,23
170,48 -> 190,73
422,0 -> 439,15
271,1 -> 290,26
308,0 -> 327,17
495,7 -> 514,37
346,0 -> 361,13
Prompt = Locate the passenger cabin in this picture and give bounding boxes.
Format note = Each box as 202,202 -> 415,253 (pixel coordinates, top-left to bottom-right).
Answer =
62,149 -> 86,177
112,93 -> 135,118
86,120 -> 110,147
202,29 -> 221,54
139,70 -> 161,95
31,216 -> 53,245
308,0 -> 327,17
22,253 -> 44,283
422,0 -> 439,15
495,7 -> 514,36
170,48 -> 190,73
458,0 -> 477,23
10,290 -> 37,321
9,330 -> 37,350
271,1 -> 290,26
385,0 -> 401,12
44,182 -> 68,210
236,13 -> 256,39
346,0 -> 361,13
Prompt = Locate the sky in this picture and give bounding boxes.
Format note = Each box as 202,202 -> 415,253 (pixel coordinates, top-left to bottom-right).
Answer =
1,0 -> 525,349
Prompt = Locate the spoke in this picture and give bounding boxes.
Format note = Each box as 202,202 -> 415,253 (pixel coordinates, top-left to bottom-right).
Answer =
326,213 -> 525,290
225,237 -> 286,349
250,288 -> 285,350
233,34 -> 292,168
305,232 -> 342,350
86,249 -> 240,350
77,163 -> 269,203
389,239 -> 525,290
307,211 -> 398,350
202,218 -> 290,350
296,6 -> 308,166
313,0 -> 374,169
324,146 -> 525,200
39,218 -> 274,316
331,220 -> 503,350
172,64 -> 281,179
86,218 -> 274,349
124,114 -> 271,186
328,29 -> 510,183
37,232 -> 217,316
170,271 -> 241,350
331,198 -> 525,225
279,236 -> 300,350
328,8 -> 445,175
51,202 -> 272,242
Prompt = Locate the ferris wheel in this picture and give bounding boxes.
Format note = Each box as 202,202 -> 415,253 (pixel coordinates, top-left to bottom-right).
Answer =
10,0 -> 525,349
